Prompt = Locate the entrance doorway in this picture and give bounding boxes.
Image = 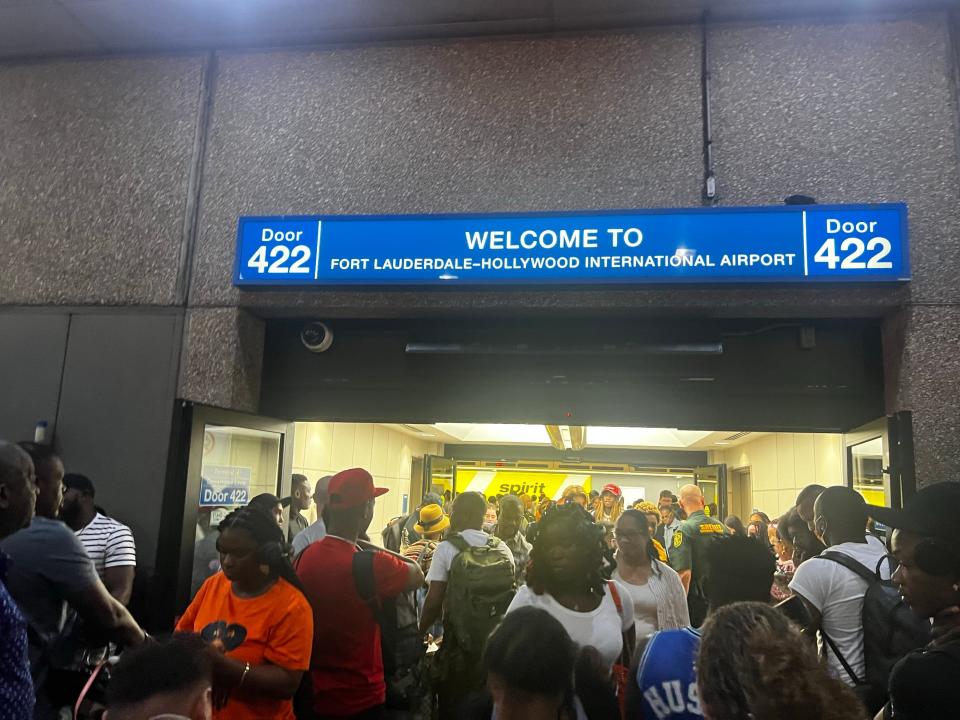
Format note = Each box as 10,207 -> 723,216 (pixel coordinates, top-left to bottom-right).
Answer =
161,406 -> 295,614
162,315 -> 914,618
729,467 -> 753,521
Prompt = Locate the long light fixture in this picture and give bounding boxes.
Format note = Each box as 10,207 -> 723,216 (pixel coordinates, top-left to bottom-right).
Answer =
569,425 -> 587,450
545,424 -> 587,450
544,424 -> 565,450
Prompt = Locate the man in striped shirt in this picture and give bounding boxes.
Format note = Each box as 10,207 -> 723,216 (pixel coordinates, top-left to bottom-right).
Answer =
60,474 -> 136,606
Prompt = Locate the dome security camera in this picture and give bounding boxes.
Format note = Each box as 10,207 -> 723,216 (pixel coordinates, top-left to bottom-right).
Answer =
300,322 -> 333,353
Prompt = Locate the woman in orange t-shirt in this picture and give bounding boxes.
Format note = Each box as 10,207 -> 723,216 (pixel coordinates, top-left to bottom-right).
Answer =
177,507 -> 313,720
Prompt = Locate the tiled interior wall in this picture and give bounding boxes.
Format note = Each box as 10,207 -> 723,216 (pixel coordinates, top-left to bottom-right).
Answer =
292,422 -> 443,543
710,433 -> 844,519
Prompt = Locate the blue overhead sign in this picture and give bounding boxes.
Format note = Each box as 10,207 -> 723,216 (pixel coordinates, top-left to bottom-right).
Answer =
233,203 -> 908,287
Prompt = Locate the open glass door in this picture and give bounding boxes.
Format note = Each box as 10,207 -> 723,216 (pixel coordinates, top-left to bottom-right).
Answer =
694,464 -> 728,520
425,455 -> 455,499
844,418 -> 891,507
167,405 -> 294,616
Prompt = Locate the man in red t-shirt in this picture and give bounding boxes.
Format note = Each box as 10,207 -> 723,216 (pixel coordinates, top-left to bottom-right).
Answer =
296,468 -> 424,719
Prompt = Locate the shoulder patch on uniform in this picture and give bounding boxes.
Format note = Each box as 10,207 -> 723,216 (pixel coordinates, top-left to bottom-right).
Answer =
673,532 -> 683,548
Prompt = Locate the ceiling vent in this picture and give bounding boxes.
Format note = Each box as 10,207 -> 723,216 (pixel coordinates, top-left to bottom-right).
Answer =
722,431 -> 752,442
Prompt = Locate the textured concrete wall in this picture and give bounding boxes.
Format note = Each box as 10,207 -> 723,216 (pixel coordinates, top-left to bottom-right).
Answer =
711,17 -> 960,305
0,56 -> 204,305
709,15 -> 960,479
187,18 -> 958,317
2,17 -> 959,477
885,305 -> 960,486
179,308 -> 265,413
190,29 -> 705,314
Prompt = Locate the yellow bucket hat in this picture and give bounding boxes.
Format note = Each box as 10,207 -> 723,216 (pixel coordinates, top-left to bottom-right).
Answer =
414,503 -> 450,535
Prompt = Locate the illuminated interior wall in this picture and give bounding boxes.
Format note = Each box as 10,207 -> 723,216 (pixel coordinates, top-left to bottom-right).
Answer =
292,422 -> 443,543
709,433 -> 844,519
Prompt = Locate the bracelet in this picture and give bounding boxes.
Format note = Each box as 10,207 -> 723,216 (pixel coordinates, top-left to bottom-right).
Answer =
239,662 -> 251,688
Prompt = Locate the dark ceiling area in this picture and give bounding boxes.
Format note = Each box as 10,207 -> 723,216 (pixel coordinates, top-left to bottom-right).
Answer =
260,317 -> 885,431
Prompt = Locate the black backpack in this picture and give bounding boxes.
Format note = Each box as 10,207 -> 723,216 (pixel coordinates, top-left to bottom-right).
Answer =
352,550 -> 426,711
820,551 -> 931,715
381,516 -> 406,553
443,535 -> 517,657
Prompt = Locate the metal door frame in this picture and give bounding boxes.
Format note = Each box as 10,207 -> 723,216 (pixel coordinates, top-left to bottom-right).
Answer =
158,402 -> 294,623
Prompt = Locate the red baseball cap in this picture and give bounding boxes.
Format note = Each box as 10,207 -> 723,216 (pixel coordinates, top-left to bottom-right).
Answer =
601,483 -> 622,498
327,468 -> 388,510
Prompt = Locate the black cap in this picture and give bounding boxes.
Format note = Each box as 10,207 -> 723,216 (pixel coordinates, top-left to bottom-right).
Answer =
63,473 -> 95,497
868,482 -> 960,542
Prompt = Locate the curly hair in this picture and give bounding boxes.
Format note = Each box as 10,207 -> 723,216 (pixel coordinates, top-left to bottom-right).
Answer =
217,507 -> 307,597
698,602 -> 863,720
635,501 -> 659,516
526,503 -> 616,597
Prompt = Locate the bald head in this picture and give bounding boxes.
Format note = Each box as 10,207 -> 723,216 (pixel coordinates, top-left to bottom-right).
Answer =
0,441 -> 37,538
0,442 -> 31,475
313,475 -> 332,510
679,484 -> 705,514
813,486 -> 867,547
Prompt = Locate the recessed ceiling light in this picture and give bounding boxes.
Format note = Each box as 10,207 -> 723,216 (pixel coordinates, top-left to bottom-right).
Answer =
715,441 -> 730,445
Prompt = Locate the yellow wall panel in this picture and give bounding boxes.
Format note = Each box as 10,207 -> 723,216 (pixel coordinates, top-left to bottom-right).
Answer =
776,433 -> 797,489
713,432 -> 845,519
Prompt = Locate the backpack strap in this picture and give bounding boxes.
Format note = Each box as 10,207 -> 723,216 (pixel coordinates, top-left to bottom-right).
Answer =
351,550 -> 383,621
607,581 -> 632,669
447,533 -> 470,553
820,550 -> 878,584
821,628 -> 863,686
607,580 -> 623,616
817,551 -> 878,686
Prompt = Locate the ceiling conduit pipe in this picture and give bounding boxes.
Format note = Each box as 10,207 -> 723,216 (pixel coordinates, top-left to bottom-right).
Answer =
701,10 -> 718,206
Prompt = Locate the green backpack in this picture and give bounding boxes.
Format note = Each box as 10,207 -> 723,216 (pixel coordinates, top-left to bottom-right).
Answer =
444,534 -> 517,656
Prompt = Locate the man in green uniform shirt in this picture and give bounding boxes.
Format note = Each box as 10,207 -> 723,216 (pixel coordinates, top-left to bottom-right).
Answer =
667,484 -> 729,627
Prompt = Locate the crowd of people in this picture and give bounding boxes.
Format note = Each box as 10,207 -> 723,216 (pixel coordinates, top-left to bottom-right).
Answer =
1,438 -> 959,720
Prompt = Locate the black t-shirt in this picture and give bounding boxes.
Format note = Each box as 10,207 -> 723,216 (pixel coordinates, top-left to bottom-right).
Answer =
887,637 -> 960,719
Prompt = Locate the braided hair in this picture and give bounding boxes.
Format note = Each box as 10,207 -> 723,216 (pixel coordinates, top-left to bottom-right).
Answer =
217,507 -> 307,597
526,502 -> 616,598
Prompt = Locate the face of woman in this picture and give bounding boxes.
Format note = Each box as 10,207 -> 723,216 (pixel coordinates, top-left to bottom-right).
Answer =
488,673 -> 563,720
660,507 -> 675,525
615,514 -> 649,565
541,522 -> 589,586
270,503 -> 283,527
217,527 -> 263,587
891,528 -> 960,619
485,506 -> 499,526
645,513 -> 659,534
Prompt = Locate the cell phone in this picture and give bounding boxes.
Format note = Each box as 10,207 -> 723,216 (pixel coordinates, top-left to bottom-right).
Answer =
775,594 -> 811,628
